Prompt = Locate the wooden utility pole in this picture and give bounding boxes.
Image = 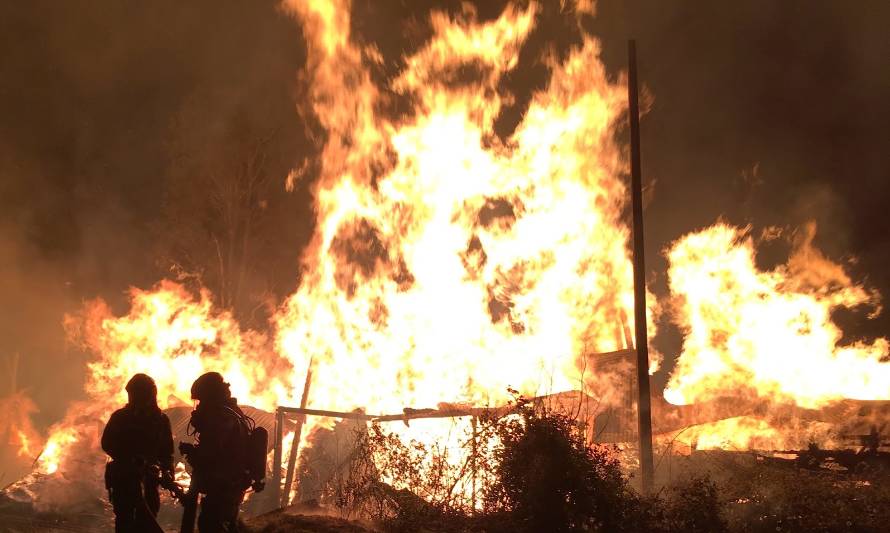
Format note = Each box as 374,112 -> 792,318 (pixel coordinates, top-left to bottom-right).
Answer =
271,407 -> 285,507
628,39 -> 655,494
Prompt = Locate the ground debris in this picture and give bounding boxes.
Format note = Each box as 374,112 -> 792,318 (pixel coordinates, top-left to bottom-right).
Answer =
243,508 -> 376,533
0,493 -> 112,533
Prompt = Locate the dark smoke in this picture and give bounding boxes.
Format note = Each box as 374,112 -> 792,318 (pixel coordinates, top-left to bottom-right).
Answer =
587,0 -> 890,379
0,0 -> 313,441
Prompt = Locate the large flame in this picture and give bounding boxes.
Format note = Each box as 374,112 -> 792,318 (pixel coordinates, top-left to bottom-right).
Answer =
664,222 -> 889,410
27,0 -> 650,499
273,0 -> 655,495
16,0 -> 890,508
35,282 -> 295,480
275,0 -> 648,422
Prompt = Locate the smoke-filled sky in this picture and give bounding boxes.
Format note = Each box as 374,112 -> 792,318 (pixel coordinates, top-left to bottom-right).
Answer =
1,0 -> 888,427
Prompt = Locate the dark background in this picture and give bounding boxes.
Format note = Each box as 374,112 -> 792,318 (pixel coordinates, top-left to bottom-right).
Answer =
1,0 -> 887,427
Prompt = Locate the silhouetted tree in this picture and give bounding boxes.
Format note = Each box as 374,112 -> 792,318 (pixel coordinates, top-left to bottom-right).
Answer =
157,86 -> 315,325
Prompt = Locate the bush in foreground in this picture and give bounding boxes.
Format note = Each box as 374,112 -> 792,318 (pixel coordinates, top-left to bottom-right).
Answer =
333,393 -> 730,532
288,394 -> 890,532
480,395 -> 639,532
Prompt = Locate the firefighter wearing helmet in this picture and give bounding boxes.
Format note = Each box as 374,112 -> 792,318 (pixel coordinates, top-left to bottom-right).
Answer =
101,373 -> 174,533
181,372 -> 252,532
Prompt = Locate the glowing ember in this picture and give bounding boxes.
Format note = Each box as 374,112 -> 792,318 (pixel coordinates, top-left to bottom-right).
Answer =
660,415 -> 840,455
673,417 -> 784,452
174,461 -> 192,488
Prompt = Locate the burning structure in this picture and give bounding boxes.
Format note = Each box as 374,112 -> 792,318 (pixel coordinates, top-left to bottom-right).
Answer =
2,0 -> 889,527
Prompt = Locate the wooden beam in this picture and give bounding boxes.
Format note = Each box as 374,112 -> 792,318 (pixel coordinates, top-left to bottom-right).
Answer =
278,407 -> 373,420
282,359 -> 314,507
271,407 -> 285,508
275,405 -> 515,423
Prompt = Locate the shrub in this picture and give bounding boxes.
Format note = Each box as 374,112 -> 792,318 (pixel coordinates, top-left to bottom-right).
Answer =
662,476 -> 727,533
327,392 -> 733,533
481,395 -> 637,533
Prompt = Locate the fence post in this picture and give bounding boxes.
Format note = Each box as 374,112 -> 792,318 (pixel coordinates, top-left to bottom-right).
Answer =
271,407 -> 284,508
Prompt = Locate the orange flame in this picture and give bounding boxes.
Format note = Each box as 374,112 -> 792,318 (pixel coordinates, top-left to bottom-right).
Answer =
37,282 -> 295,477
275,0 -> 653,431
1,392 -> 43,461
34,0 -> 654,490
664,222 -> 889,410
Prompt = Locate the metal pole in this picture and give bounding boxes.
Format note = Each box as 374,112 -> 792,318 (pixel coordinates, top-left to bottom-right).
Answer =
628,39 -> 655,494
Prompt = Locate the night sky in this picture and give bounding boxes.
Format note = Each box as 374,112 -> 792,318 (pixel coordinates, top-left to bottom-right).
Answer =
1,0 -> 888,425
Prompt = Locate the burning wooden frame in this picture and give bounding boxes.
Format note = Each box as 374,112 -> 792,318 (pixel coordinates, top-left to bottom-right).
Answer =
269,403 -> 517,509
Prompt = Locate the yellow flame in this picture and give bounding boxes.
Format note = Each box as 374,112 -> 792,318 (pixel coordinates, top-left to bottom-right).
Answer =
275,0 -> 652,436
665,223 -> 889,409
39,426 -> 78,475
37,0 -> 655,484
37,282 -> 297,475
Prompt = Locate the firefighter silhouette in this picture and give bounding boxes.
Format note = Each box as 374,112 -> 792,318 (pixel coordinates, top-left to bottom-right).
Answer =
101,373 -> 174,533
181,372 -> 252,532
